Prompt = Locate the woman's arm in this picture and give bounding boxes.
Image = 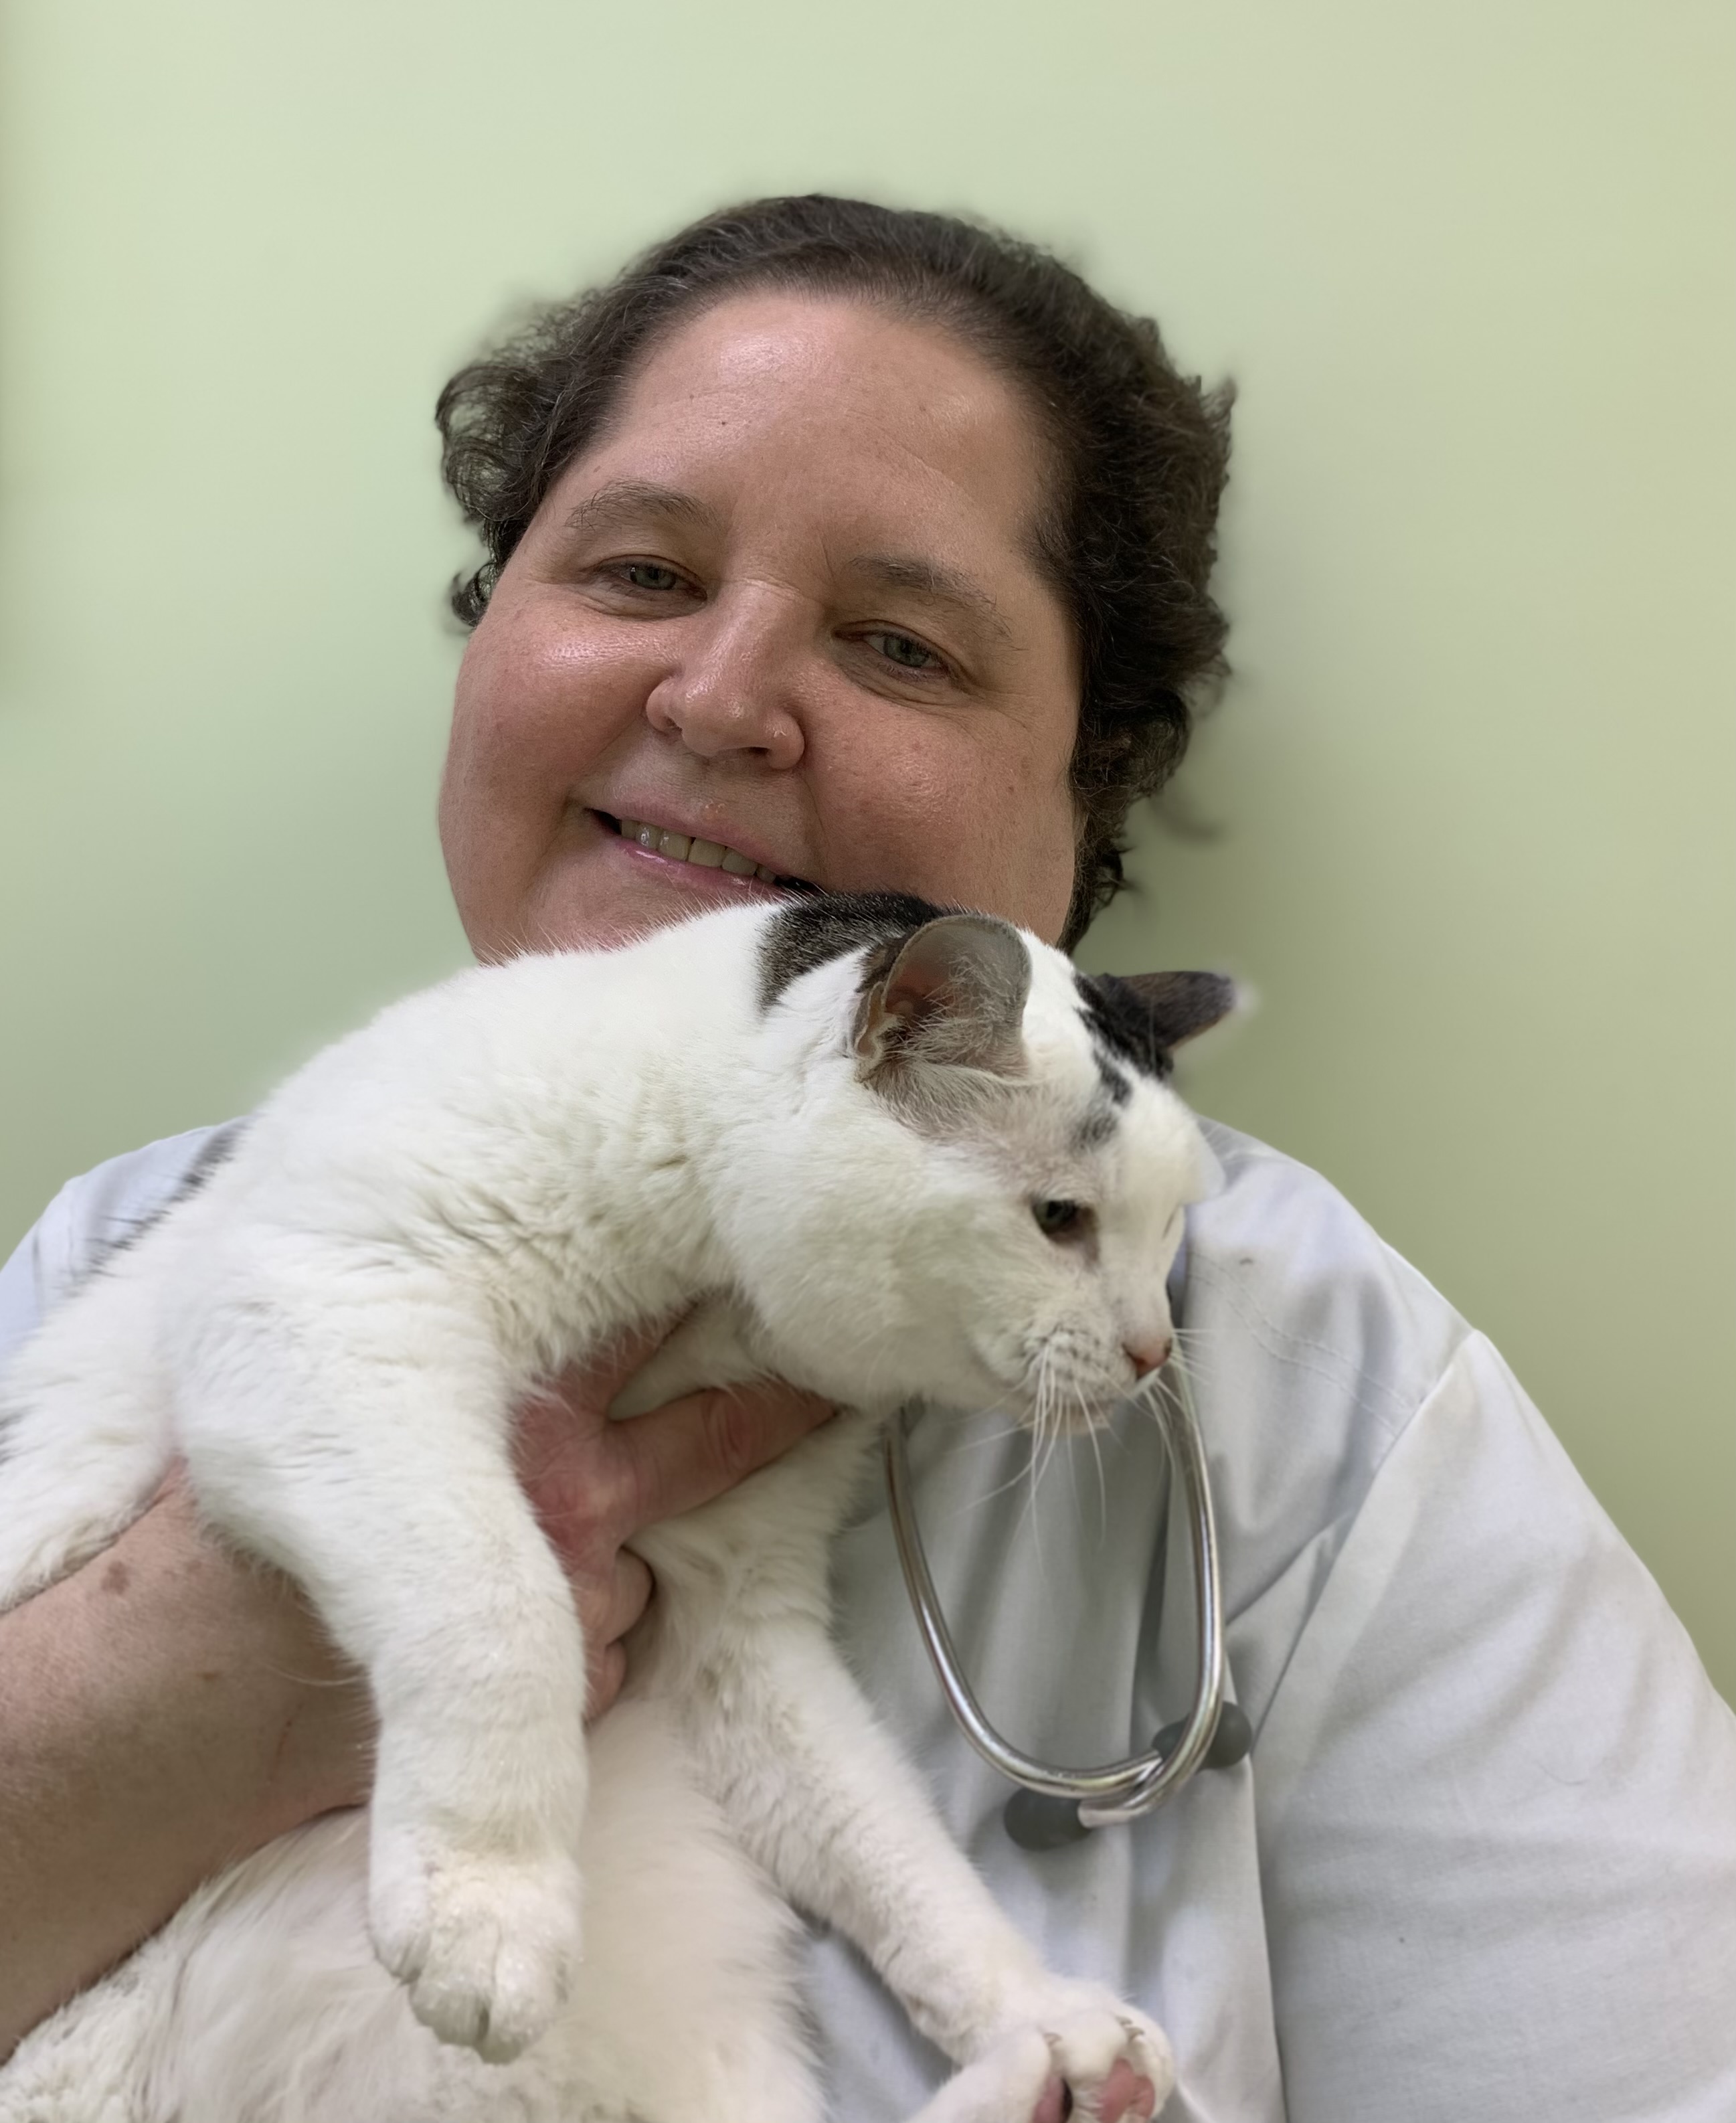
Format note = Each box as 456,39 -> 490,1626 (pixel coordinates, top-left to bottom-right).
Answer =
0,1482 -> 366,2055
0,1357 -> 831,2057
1256,1333 -> 1736,2122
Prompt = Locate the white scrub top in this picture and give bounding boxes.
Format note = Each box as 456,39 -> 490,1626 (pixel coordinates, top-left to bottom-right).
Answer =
3,1121 -> 1732,2122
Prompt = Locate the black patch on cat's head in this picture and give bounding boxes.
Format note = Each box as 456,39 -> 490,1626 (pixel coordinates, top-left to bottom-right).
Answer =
1092,1053 -> 1133,1106
758,891 -> 954,1011
1075,970 -> 1237,1082
1073,1093 -> 1124,1151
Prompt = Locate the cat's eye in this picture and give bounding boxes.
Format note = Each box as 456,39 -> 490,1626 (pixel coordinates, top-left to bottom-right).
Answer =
1033,1198 -> 1090,1241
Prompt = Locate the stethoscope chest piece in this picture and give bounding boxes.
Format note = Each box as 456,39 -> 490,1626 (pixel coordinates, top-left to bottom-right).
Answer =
883,1363 -> 1250,1848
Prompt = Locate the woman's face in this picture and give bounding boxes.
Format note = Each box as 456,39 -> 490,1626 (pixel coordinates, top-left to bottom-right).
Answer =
439,291 -> 1082,958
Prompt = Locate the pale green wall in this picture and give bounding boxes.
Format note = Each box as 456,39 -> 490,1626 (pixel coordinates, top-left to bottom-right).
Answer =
2,0 -> 1730,1696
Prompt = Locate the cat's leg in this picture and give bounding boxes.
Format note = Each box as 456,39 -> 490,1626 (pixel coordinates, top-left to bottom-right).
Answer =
545,1698 -> 822,2123
689,1622 -> 1174,2120
174,1298 -> 587,2064
0,1268 -> 175,1612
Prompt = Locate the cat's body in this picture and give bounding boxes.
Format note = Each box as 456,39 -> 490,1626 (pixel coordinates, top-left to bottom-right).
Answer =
0,894 -> 1229,2123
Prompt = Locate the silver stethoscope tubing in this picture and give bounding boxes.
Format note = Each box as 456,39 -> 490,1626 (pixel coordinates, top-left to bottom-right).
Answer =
883,1360 -> 1235,1832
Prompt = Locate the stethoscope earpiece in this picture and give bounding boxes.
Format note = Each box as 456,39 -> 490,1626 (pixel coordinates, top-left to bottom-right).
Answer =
1003,1786 -> 1093,1852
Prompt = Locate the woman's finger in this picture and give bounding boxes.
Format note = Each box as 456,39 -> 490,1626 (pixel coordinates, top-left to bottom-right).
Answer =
602,1547 -> 655,1643
511,1325 -> 683,1541
586,1640 -> 628,1722
559,1315 -> 687,1412
608,1381 -> 836,1534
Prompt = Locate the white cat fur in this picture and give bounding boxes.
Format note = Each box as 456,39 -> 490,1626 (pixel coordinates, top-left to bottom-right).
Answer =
0,898 -> 1219,2123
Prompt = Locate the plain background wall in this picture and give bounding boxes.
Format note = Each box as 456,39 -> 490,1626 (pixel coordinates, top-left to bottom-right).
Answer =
1,0 -> 1730,1698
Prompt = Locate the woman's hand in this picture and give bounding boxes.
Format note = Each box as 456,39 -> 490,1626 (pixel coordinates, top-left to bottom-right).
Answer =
263,1327 -> 835,1810
215,1332 -> 836,1815
512,1331 -> 835,1717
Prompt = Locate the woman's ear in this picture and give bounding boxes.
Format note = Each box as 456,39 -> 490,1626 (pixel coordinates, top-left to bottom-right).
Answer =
854,914 -> 1031,1082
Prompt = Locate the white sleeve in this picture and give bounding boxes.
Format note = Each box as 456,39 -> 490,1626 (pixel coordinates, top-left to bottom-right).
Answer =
0,1125 -> 233,1381
1253,1331 -> 1736,2122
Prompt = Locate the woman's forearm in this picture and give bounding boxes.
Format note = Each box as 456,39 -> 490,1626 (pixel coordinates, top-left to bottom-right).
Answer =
0,1361 -> 827,2057
0,1486 -> 370,2056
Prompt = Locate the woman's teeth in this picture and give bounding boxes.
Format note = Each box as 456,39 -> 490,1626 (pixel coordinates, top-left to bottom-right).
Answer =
616,818 -> 786,883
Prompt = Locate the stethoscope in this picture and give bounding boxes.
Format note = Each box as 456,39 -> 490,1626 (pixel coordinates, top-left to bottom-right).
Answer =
883,1359 -> 1252,1851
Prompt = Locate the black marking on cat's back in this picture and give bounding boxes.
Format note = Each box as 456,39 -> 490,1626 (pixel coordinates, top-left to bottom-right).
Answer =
757,890 -> 955,1009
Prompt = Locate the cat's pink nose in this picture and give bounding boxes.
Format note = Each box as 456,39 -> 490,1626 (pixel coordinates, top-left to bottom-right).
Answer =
1125,1334 -> 1173,1379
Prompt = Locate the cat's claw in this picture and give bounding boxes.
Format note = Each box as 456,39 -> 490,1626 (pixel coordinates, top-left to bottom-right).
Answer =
1037,2002 -> 1173,2119
991,1987 -> 1173,2122
909,1993 -> 1173,2123
367,1835 -> 582,2063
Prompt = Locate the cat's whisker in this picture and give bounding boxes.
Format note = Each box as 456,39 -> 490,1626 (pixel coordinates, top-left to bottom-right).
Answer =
1126,1371 -> 1172,1435
1034,1392 -> 1065,1503
928,1409 -> 1046,1522
1164,1331 -> 1216,1381
951,1451 -> 1054,1519
1018,1356 -> 1067,1571
1064,1406 -> 1088,1533
1083,1393 -> 1110,1539
937,1414 -> 1028,1456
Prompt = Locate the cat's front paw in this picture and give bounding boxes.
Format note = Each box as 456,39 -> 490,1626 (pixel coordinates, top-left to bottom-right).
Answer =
908,1994 -> 1173,2123
367,1827 -> 582,2063
995,1984 -> 1174,2122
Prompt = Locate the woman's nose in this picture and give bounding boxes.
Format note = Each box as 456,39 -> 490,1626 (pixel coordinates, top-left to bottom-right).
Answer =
643,594 -> 806,768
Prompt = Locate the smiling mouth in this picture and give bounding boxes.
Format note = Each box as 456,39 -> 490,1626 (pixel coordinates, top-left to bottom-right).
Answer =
598,811 -> 814,891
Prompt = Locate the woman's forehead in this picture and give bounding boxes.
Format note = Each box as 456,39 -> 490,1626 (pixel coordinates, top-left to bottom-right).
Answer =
547,290 -> 1057,580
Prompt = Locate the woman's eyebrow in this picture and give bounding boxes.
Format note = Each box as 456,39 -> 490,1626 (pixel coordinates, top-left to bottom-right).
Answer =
844,554 -> 1013,641
562,479 -> 722,537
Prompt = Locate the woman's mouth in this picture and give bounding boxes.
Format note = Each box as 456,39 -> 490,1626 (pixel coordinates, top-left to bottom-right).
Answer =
598,812 -> 811,890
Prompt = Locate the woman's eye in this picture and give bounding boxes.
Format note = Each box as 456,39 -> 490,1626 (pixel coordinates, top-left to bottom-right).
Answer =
867,629 -> 943,672
1033,1198 -> 1090,1241
618,561 -> 685,593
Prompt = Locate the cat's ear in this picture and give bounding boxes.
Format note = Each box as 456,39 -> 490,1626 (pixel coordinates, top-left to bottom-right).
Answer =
853,914 -> 1031,1088
1114,970 -> 1238,1049
1080,970 -> 1238,1079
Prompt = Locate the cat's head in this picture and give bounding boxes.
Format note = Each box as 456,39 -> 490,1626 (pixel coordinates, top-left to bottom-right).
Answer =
723,892 -> 1233,1428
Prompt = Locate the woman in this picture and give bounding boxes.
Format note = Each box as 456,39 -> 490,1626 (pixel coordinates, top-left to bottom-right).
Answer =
1,197 -> 1731,2121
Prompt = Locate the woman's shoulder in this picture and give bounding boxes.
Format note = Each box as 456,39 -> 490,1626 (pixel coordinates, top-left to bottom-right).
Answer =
1181,1119 -> 1499,1721
1191,1117 -> 1472,1402
0,1123 -> 242,1368
1183,1116 -> 1473,1490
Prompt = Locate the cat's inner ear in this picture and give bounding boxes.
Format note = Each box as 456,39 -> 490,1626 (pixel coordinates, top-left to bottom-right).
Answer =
853,915 -> 1031,1084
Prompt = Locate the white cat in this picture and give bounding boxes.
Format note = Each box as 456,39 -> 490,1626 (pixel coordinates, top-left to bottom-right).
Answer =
0,891 -> 1231,2123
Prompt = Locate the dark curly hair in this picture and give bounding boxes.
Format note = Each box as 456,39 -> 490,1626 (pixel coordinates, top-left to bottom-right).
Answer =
436,195 -> 1233,949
